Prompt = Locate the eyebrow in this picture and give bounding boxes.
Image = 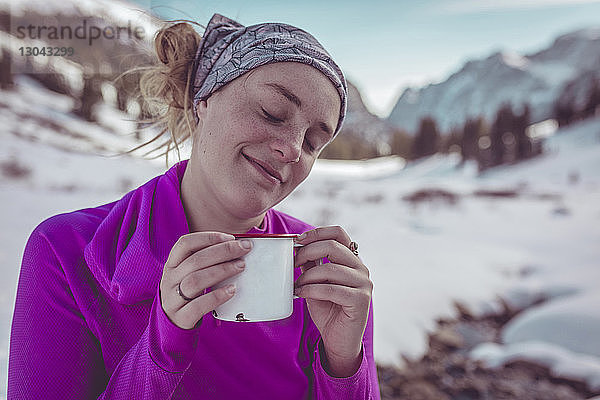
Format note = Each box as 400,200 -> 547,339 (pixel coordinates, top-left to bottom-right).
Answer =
263,82 -> 334,137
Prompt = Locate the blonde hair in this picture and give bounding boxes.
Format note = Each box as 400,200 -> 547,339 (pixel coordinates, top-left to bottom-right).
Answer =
120,20 -> 202,166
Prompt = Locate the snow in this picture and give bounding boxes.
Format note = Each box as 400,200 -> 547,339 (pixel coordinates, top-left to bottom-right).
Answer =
310,156 -> 406,179
528,61 -> 577,87
503,293 -> 600,358
1,75 -> 161,156
500,51 -> 529,70
0,30 -> 84,93
471,341 -> 600,391
526,118 -> 558,140
2,76 -> 600,397
283,116 -> 600,366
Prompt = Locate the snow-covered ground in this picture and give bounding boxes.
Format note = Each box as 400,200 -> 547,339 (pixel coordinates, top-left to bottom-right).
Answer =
1,77 -> 600,397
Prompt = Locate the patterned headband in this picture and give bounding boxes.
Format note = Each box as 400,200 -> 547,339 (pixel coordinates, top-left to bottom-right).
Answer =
191,13 -> 347,137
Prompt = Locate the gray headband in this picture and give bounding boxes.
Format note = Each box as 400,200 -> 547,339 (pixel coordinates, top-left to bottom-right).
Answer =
191,13 -> 347,137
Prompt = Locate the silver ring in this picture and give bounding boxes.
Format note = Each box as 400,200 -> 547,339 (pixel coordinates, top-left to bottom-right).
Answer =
349,241 -> 359,256
177,281 -> 195,302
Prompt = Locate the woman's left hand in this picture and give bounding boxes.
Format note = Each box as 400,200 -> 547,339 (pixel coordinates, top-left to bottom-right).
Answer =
294,226 -> 373,378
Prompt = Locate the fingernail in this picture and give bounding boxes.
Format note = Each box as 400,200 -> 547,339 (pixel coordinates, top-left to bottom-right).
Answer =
235,260 -> 245,270
298,233 -> 307,240
226,285 -> 236,295
240,240 -> 252,249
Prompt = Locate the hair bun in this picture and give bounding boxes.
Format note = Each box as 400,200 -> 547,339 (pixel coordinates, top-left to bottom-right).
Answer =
128,21 -> 202,166
155,22 -> 200,66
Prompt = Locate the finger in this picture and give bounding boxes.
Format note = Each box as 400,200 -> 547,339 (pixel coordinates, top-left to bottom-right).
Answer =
298,259 -> 320,275
169,239 -> 253,283
295,239 -> 364,273
295,225 -> 352,248
173,285 -> 237,330
294,284 -> 370,308
294,263 -> 366,289
165,232 -> 235,269
177,258 -> 246,301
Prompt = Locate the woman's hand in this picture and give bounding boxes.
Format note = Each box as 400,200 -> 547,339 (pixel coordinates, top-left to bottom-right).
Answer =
160,232 -> 253,330
294,226 -> 373,378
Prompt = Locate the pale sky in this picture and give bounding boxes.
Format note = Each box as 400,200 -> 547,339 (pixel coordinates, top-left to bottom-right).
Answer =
134,0 -> 600,118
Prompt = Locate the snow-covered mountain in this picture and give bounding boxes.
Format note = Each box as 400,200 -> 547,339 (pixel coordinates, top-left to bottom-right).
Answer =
387,27 -> 600,134
340,81 -> 398,150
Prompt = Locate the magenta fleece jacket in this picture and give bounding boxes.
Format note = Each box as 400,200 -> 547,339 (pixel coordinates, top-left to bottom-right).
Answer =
8,159 -> 380,399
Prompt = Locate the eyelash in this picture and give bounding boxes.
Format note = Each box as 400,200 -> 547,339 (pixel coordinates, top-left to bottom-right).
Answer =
261,108 -> 316,152
262,108 -> 283,123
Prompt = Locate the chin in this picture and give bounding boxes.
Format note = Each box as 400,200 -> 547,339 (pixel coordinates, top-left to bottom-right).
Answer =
226,191 -> 278,220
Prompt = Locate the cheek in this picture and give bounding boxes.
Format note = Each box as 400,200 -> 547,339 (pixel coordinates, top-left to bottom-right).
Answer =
290,160 -> 314,184
197,125 -> 236,154
240,115 -> 271,141
219,114 -> 268,145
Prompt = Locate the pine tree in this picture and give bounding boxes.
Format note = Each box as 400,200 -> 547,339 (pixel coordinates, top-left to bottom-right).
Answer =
0,13 -> 12,90
553,99 -> 575,127
75,73 -> 103,122
443,127 -> 462,154
0,48 -> 12,90
389,128 -> 412,160
490,104 -> 514,167
514,104 -> 532,161
411,116 -> 440,160
583,80 -> 600,119
461,117 -> 482,163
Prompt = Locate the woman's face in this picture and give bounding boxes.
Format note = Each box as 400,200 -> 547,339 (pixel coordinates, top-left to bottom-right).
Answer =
191,62 -> 341,220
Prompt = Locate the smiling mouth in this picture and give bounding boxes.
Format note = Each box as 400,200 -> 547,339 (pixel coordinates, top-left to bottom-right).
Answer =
242,153 -> 283,183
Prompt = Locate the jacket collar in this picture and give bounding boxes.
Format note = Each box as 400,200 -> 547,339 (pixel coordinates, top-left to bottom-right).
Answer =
84,159 -> 270,304
84,160 -> 190,304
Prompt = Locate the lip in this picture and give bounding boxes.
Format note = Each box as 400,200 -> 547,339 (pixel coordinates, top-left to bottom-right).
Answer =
242,153 -> 283,184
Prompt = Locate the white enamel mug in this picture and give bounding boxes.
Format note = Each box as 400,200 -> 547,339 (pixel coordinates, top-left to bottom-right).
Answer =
211,234 -> 300,322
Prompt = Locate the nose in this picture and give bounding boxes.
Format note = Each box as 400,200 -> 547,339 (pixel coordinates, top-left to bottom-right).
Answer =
269,126 -> 304,163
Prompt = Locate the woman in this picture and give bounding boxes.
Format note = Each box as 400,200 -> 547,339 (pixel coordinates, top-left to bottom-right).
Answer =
8,13 -> 379,399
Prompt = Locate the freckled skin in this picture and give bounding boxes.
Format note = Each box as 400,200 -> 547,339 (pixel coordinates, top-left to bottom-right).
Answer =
180,62 -> 341,234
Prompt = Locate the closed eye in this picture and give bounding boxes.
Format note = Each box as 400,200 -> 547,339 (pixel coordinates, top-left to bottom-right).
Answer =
261,107 -> 317,152
261,108 -> 284,123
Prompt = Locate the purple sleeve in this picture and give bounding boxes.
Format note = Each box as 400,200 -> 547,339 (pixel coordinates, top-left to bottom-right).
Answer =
8,230 -> 200,399
312,299 -> 381,399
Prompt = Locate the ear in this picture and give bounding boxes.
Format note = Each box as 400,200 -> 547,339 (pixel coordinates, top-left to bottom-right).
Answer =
196,99 -> 208,121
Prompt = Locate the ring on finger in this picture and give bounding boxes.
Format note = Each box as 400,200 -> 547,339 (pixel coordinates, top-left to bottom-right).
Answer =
177,281 -> 195,302
349,241 -> 359,256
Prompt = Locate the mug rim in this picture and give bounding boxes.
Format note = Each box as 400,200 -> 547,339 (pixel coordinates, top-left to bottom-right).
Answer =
234,234 -> 299,239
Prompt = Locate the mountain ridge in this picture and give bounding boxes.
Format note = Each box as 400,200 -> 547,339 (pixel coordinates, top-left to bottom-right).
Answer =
387,26 -> 600,135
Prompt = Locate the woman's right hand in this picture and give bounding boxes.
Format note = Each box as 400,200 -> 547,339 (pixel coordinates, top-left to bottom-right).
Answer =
159,232 -> 253,330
